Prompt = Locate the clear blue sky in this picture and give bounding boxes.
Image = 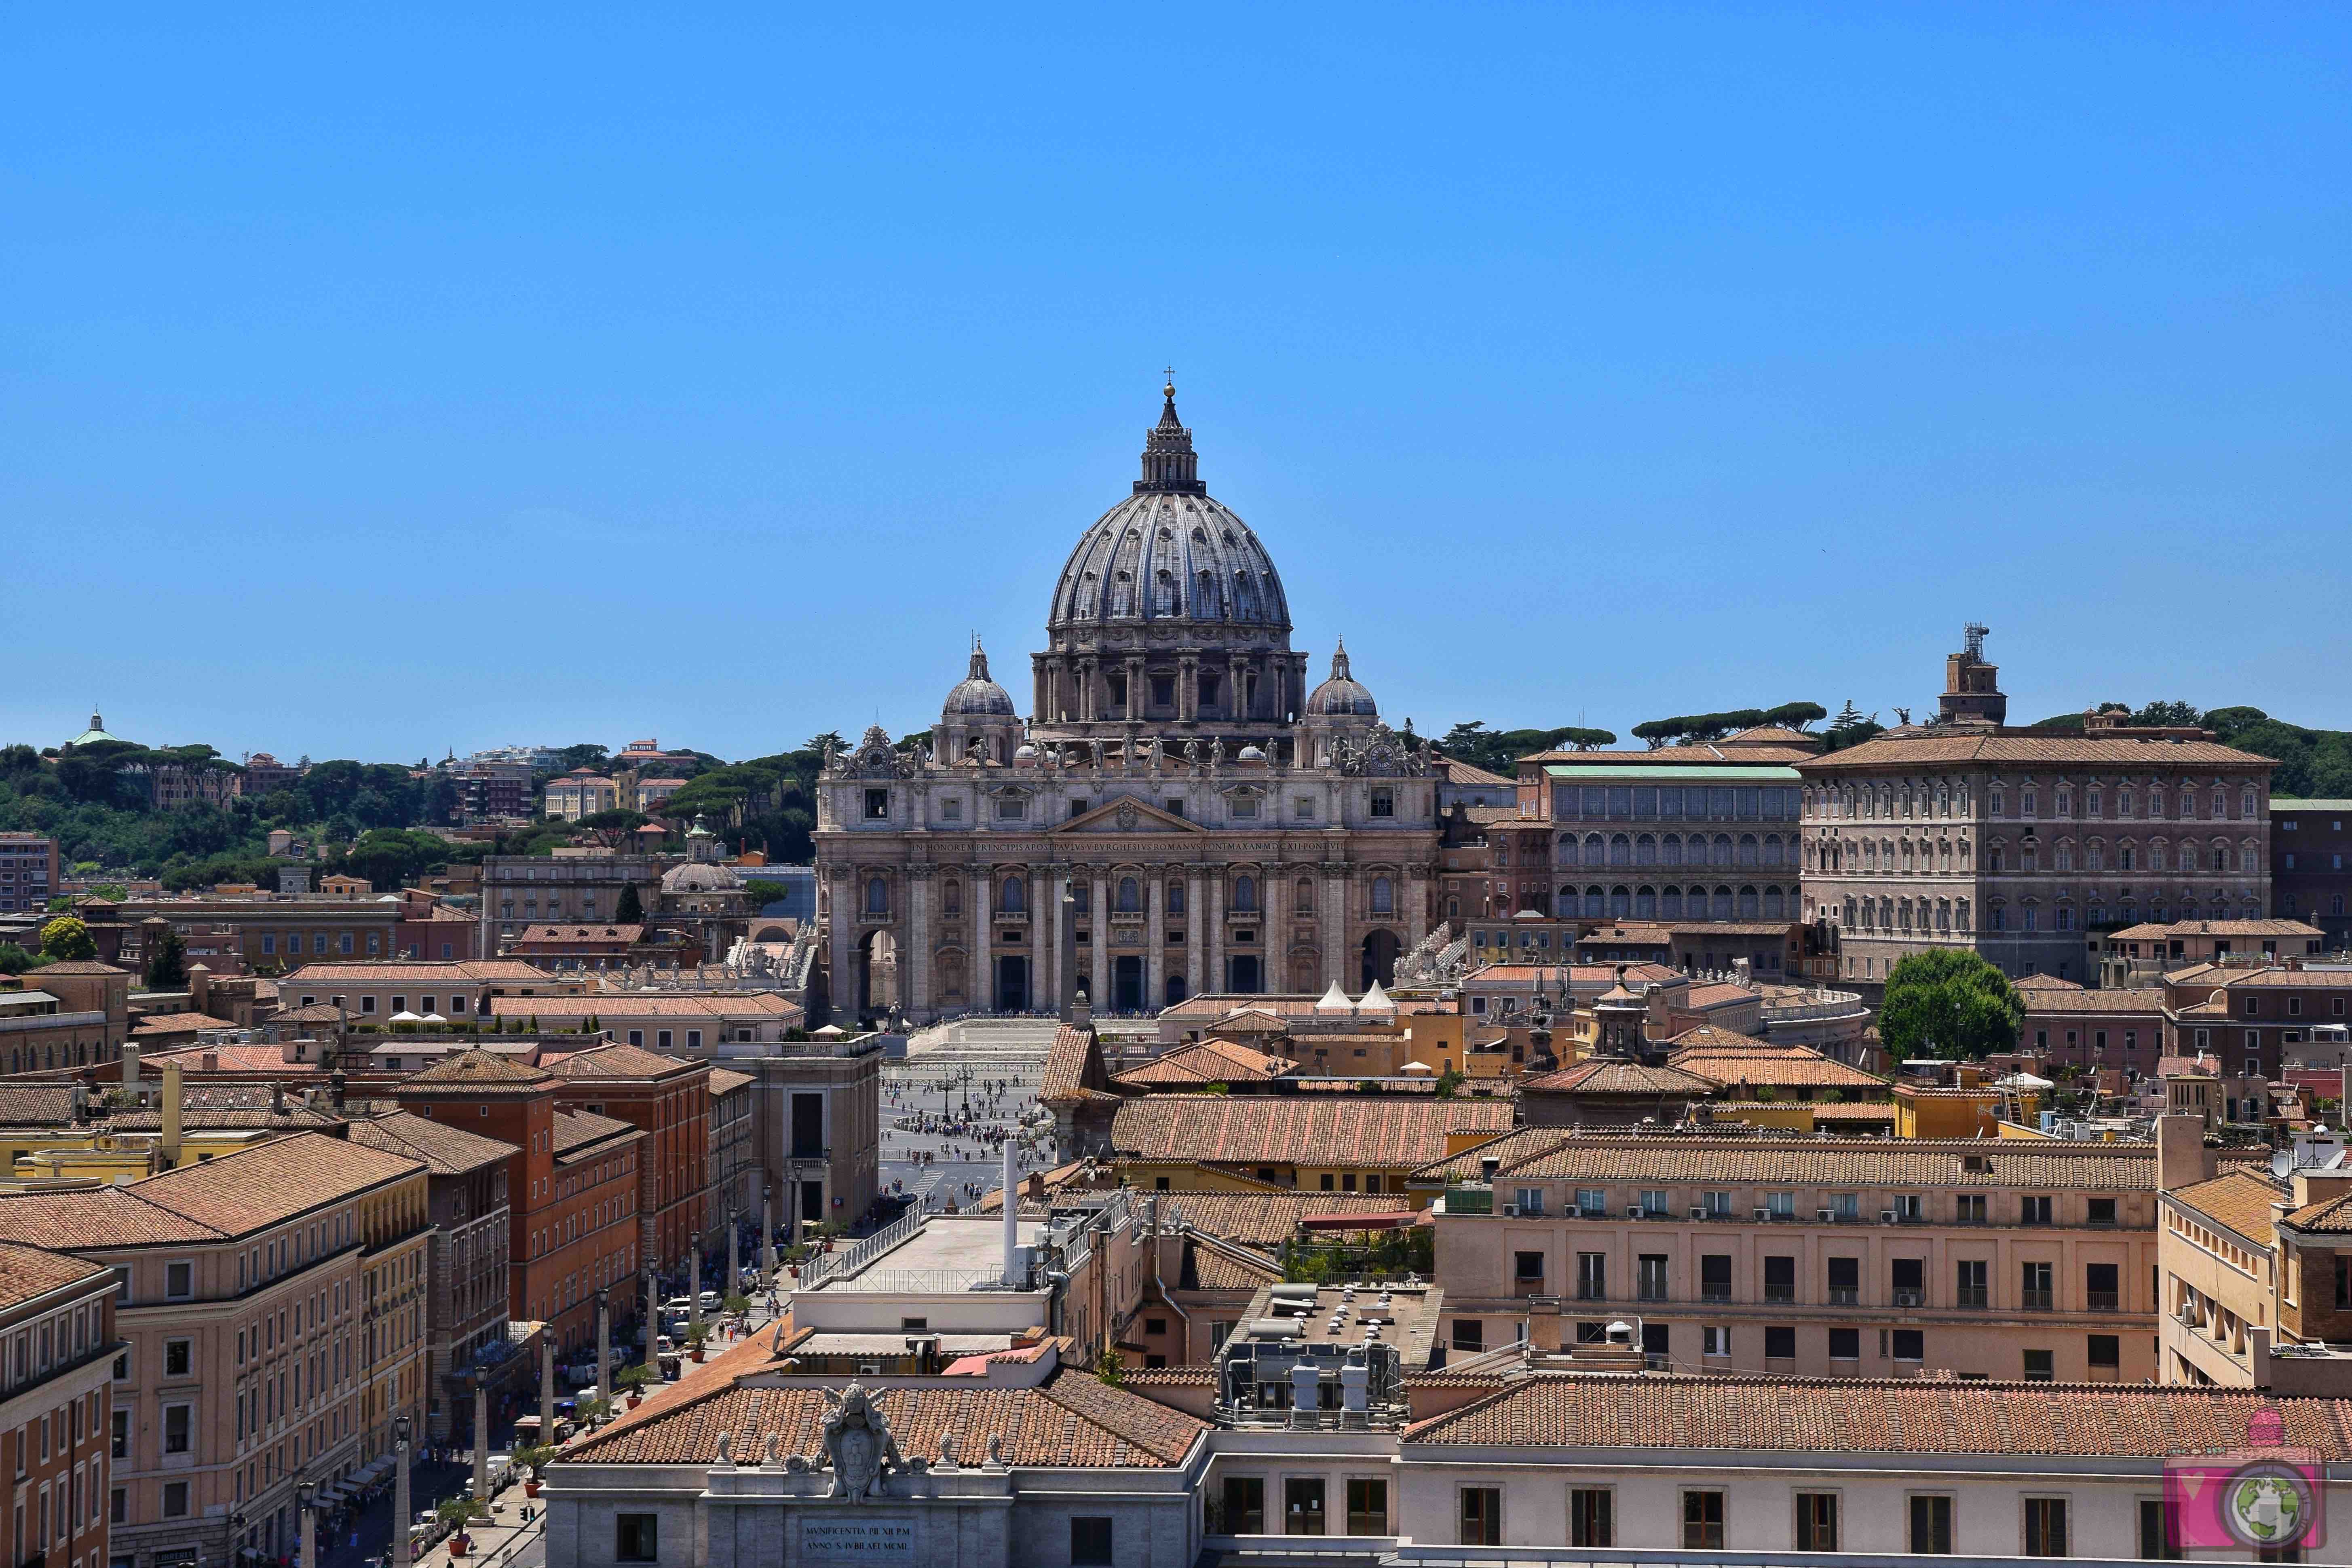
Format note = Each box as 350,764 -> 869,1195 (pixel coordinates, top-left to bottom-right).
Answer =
5,5 -> 2346,763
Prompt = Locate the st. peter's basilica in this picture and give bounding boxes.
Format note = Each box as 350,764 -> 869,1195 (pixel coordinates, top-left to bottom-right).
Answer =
813,383 -> 1440,1022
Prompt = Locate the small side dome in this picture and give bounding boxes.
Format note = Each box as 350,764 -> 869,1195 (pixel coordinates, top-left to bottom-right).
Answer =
1236,743 -> 1267,762
1305,639 -> 1377,718
660,861 -> 742,894
942,638 -> 1016,720
1013,743 -> 1038,760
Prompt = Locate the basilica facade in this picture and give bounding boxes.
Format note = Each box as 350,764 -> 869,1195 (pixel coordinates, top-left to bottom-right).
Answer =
813,385 -> 1440,1023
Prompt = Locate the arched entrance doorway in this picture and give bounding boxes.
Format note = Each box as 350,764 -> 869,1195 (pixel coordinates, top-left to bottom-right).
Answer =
994,954 -> 1029,1012
1360,929 -> 1401,990
1226,954 -> 1261,993
1164,974 -> 1187,1006
857,929 -> 899,1017
1114,955 -> 1144,1013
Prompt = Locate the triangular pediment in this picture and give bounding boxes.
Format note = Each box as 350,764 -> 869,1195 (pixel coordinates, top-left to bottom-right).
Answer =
1052,796 -> 1203,835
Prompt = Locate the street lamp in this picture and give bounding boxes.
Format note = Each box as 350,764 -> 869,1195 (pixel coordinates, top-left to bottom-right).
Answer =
392,1416 -> 413,1568
295,1479 -> 317,1568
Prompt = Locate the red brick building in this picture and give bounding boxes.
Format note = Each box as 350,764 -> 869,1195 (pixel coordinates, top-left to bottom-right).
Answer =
539,1044 -> 710,1281
391,1051 -> 644,1355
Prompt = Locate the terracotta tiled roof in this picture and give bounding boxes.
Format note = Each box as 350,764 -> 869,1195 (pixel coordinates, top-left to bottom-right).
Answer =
1113,1039 -> 1295,1088
2112,920 -> 2322,940
143,1043 -> 310,1072
1161,1191 -> 1418,1249
1437,759 -> 1516,787
541,1043 -> 700,1081
489,993 -> 802,1019
707,1068 -> 754,1097
1467,962 -> 1681,986
30,961 -> 127,977
1040,1023 -> 1116,1105
132,1011 -> 237,1034
1114,1097 -> 1513,1168
562,1367 -> 1206,1468
283,960 -> 547,984
0,1243 -> 113,1312
1520,1059 -> 1717,1097
1802,1102 -> 1900,1122
401,1048 -> 554,1091
348,1111 -> 517,1175
513,924 -> 645,943
2168,1169 -> 2286,1246
2201,970 -> 2352,991
1668,1046 -> 1890,1091
1405,1372 -> 2352,1458
2283,1191 -> 2352,1235
274,1004 -> 352,1024
1415,1132 -> 2167,1189
1678,983 -> 1758,1010
2022,988 -> 2168,1015
1797,734 -> 2278,770
2013,974 -> 2086,992
1664,1025 -> 1779,1052
1531,747 -> 1813,766
0,1086 -> 75,1126
1186,1239 -> 1284,1290
553,1108 -> 638,1157
0,1133 -> 421,1249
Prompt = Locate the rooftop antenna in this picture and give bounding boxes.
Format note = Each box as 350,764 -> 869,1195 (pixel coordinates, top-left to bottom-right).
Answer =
1964,622 -> 1989,660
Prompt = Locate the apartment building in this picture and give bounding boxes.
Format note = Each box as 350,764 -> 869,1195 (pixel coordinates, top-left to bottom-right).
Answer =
0,959 -> 130,1074
2275,797 -> 2352,943
1420,1130 -> 2168,1382
389,1051 -> 643,1355
281,958 -> 562,1022
0,1243 -> 117,1568
486,990 -> 803,1049
346,1111 -> 516,1441
112,895 -> 400,972
0,1134 -> 431,1568
543,773 -> 620,822
1797,641 -> 2276,985
539,1045 -> 710,1278
2160,963 -> 2352,1077
2021,987 -> 2169,1076
0,833 -> 58,915
478,854 -> 664,954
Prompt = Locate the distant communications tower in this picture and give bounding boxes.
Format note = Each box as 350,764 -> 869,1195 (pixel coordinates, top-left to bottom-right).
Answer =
1964,622 -> 1989,661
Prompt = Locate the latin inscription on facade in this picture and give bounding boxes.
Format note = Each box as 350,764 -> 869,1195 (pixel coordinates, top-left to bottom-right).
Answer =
801,1516 -> 915,1562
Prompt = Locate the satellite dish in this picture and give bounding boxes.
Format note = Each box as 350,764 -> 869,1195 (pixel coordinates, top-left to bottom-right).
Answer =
2273,1150 -> 2293,1180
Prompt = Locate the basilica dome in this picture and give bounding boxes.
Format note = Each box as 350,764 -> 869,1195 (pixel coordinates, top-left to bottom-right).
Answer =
1305,640 -> 1377,718
941,640 -> 1016,719
1046,382 -> 1291,643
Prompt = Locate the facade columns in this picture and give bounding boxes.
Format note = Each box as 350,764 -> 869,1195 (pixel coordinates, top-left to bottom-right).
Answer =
1125,656 -> 1144,721
1322,864 -> 1349,990
906,867 -> 932,1017
1186,867 -> 1206,1001
971,864 -> 992,1013
1265,869 -> 1286,991
1406,869 -> 1430,949
1044,862 -> 1065,1017
1228,656 -> 1245,723
826,867 -> 852,1024
1208,868 -> 1226,994
1178,656 -> 1198,722
1145,872 -> 1165,1007
1089,867 -> 1111,1009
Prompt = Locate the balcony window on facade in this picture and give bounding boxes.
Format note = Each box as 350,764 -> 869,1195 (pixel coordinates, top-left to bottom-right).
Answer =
1891,1256 -> 1925,1307
1575,1188 -> 1607,1218
2021,1260 -> 2055,1311
1638,1255 -> 1668,1302
1575,1253 -> 1606,1302
1826,1255 -> 1858,1304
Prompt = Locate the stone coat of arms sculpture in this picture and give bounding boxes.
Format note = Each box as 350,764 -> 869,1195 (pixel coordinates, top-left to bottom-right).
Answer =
819,1383 -> 904,1502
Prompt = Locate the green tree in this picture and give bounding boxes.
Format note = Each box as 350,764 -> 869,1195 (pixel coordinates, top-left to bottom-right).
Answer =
144,925 -> 188,989
1879,950 -> 2025,1060
0,943 -> 44,974
38,916 -> 96,963
577,808 -> 649,848
745,879 -> 789,910
614,884 -> 645,924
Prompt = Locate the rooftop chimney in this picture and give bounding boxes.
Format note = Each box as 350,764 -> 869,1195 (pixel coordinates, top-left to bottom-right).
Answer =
161,1062 -> 184,1171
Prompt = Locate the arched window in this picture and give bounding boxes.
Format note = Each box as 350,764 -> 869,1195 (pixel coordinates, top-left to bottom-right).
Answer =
1712,886 -> 1734,920
1584,834 -> 1605,868
1117,876 -> 1139,913
1762,834 -> 1783,867
1233,875 -> 1257,913
1712,834 -> 1733,867
1446,898 -> 1459,918
1166,880 -> 1184,914
1763,886 -> 1784,919
865,877 -> 888,915
1371,876 -> 1394,914
1609,834 -> 1631,867
1737,834 -> 1759,868
1635,886 -> 1657,919
1584,886 -> 1605,918
999,876 -> 1025,914
1662,834 -> 1683,867
1738,886 -> 1759,919
1662,886 -> 1684,918
1609,885 -> 1631,918
1636,833 -> 1657,866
